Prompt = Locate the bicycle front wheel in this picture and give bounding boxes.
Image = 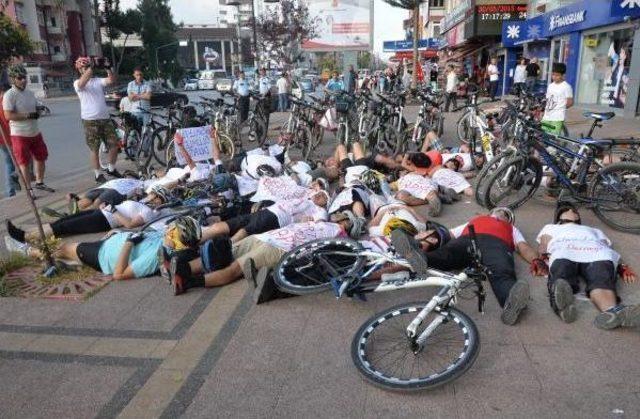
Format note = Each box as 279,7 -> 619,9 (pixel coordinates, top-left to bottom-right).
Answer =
274,238 -> 365,295
151,126 -> 173,166
589,162 -> 640,234
474,151 -> 515,206
484,155 -> 542,209
456,113 -> 472,144
351,303 -> 480,391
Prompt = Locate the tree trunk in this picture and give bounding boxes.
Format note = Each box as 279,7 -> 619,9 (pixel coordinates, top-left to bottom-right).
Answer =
412,4 -> 419,90
115,34 -> 129,74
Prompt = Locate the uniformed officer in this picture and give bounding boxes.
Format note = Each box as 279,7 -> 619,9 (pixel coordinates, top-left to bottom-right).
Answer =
257,68 -> 271,128
233,71 -> 251,122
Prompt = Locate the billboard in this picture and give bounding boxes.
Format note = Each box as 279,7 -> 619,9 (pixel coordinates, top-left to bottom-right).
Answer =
302,0 -> 371,51
197,41 -> 223,70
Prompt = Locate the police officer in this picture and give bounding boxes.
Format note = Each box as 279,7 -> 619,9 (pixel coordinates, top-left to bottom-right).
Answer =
233,71 -> 251,123
257,68 -> 271,128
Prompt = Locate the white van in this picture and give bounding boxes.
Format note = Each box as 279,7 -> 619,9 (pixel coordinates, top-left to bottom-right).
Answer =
198,70 -> 226,90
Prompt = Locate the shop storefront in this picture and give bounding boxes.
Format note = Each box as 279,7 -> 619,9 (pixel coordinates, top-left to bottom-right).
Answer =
502,0 -> 640,117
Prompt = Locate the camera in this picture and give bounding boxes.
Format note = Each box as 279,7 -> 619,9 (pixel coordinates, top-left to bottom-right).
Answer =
89,56 -> 111,70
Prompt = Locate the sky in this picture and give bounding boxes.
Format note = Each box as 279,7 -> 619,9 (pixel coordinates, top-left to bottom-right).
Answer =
119,0 -> 407,57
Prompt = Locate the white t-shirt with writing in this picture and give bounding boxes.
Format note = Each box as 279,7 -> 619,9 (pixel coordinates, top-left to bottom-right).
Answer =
250,175 -> 312,203
488,64 -> 499,82
74,78 -> 110,120
267,198 -> 328,227
328,186 -> 370,214
100,178 -> 145,195
397,173 -> 438,200
544,81 -> 573,122
254,221 -> 346,252
431,168 -> 471,193
536,223 -> 620,267
101,200 -> 155,228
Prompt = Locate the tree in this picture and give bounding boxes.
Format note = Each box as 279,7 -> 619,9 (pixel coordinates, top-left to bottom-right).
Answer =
0,13 -> 34,70
137,0 -> 180,80
101,0 -> 142,74
382,0 -> 427,89
252,0 -> 320,68
358,52 -> 372,70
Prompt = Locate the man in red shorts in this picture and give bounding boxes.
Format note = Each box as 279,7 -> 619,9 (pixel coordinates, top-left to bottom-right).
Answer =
2,64 -> 54,193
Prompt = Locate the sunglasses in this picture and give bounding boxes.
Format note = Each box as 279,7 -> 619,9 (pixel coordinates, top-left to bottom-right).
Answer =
557,218 -> 580,225
14,76 -> 26,80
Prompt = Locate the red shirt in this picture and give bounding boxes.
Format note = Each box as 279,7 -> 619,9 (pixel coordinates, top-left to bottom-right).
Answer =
461,215 -> 515,250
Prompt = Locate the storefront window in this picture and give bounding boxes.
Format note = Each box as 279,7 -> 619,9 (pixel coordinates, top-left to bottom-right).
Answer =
578,28 -> 634,109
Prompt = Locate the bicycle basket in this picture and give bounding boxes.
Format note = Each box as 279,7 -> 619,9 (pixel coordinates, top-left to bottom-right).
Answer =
335,98 -> 351,114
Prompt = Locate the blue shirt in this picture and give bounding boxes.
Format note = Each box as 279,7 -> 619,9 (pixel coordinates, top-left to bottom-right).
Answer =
98,231 -> 163,278
233,79 -> 251,96
326,79 -> 344,92
258,76 -> 271,95
127,80 -> 152,113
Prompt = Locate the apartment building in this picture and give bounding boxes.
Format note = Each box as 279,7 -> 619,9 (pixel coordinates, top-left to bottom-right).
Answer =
3,0 -> 99,96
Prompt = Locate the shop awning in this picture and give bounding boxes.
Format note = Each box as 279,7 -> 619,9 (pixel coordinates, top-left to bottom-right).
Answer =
440,43 -> 486,65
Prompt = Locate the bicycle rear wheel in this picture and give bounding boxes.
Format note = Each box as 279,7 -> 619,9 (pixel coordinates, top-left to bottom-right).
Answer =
456,114 -> 472,144
474,151 -> 514,206
589,162 -> 640,234
351,303 -> 480,391
274,238 -> 365,295
484,155 -> 542,209
151,126 -> 173,166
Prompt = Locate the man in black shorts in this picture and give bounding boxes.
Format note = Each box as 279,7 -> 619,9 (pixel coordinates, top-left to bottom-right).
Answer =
536,203 -> 640,329
70,177 -> 146,212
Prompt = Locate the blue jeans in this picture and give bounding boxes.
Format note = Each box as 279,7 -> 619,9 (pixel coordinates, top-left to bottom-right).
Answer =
0,144 -> 17,197
278,94 -> 288,112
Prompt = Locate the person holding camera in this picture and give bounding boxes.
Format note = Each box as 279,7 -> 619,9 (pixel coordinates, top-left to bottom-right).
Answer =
73,56 -> 121,184
2,64 -> 54,193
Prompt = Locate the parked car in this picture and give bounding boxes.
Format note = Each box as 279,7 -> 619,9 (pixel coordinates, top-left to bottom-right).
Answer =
105,82 -> 188,109
299,78 -> 314,93
184,79 -> 199,91
216,78 -> 233,92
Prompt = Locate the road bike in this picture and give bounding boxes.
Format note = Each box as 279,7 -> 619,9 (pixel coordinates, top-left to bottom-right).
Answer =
273,227 -> 489,391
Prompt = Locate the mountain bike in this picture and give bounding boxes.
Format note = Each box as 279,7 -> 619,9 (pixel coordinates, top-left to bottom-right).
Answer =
100,112 -> 142,170
273,227 -> 489,391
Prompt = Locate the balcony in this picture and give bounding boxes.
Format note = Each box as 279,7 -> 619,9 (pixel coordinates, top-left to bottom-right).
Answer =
51,53 -> 67,62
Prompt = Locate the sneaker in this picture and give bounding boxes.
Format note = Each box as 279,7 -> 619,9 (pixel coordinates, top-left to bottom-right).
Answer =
4,236 -> 30,256
390,229 -> 429,275
549,278 -> 577,323
501,280 -> 530,326
106,168 -> 123,178
34,182 -> 55,193
594,304 -> 640,330
253,267 -> 279,304
427,195 -> 442,217
243,258 -> 258,288
66,193 -> 80,214
5,220 -> 25,243
95,173 -> 107,184
158,246 -> 170,282
170,256 -> 186,296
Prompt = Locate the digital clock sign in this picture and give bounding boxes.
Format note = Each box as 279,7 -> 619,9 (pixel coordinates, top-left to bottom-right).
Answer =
477,4 -> 527,21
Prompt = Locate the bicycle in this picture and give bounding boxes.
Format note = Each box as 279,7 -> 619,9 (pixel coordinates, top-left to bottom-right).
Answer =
100,112 -> 142,170
272,227 -> 490,391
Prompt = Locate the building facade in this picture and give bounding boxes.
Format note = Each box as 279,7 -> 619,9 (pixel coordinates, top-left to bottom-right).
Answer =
175,26 -> 241,75
3,0 -> 100,97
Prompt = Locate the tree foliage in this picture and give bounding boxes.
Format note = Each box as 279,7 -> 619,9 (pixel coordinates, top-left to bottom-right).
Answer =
137,0 -> 180,79
382,0 -> 425,9
0,14 -> 34,69
253,0 -> 320,68
101,0 -> 142,74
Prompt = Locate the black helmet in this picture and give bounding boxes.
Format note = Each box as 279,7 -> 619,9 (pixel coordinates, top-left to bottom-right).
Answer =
256,164 -> 278,178
425,220 -> 451,249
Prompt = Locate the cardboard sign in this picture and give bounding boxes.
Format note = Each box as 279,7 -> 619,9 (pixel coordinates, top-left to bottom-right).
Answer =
174,125 -> 212,165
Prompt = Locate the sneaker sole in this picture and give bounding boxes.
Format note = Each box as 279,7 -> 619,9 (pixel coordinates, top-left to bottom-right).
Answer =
252,267 -> 272,304
595,305 -> 640,330
501,281 -> 529,326
170,257 -> 185,296
554,279 -> 577,323
621,305 -> 640,327
391,230 -> 429,275
242,259 -> 257,288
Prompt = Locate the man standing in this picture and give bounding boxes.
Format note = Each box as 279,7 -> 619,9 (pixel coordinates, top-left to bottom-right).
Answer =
2,64 -> 54,193
0,82 -> 20,197
233,71 -> 251,123
542,63 -> 573,135
276,72 -> 289,112
444,65 -> 458,112
525,57 -> 540,93
257,68 -> 271,128
127,67 -> 152,125
74,57 -> 121,184
487,57 -> 500,101
343,64 -> 357,93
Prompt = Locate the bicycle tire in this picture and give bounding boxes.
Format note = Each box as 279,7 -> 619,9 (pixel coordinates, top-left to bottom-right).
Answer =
98,142 -> 110,170
483,155 -> 542,209
456,113 -> 471,144
123,128 -> 140,161
150,125 -> 173,166
274,238 -> 365,295
351,303 -> 480,391
436,113 -> 445,137
216,133 -> 236,159
474,151 -> 515,206
337,123 -> 348,146
589,161 -> 640,234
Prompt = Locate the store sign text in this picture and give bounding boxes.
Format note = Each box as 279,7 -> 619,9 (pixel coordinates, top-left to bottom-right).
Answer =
477,5 -> 527,21
549,10 -> 586,32
441,0 -> 472,33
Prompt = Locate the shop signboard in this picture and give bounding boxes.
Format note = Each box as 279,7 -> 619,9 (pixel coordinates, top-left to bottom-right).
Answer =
476,4 -> 527,36
383,39 -> 442,52
611,0 -> 640,18
501,15 -> 545,47
302,0 -> 371,51
544,0 -> 623,37
197,41 -> 223,70
445,21 -> 466,48
441,0 -> 473,34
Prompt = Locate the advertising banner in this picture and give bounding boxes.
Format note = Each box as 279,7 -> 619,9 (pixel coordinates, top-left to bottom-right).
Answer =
611,0 -> 640,18
383,39 -> 442,52
302,0 -> 371,51
197,41 -> 223,70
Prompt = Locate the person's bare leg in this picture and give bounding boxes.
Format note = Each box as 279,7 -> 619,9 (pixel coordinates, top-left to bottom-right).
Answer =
352,142 -> 365,160
589,289 -> 618,312
335,144 -> 348,162
231,228 -> 248,243
374,154 -> 400,170
352,201 -> 366,218
34,160 -> 45,183
90,150 -> 100,170
211,133 -> 222,162
18,164 -> 32,188
202,261 -> 243,287
107,144 -> 118,166
395,190 -> 428,206
200,221 -> 231,241
421,131 -> 438,153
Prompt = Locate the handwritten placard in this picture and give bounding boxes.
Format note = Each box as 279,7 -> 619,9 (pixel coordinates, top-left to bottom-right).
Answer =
174,125 -> 212,165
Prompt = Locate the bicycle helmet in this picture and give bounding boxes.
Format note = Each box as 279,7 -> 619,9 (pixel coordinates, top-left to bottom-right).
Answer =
382,217 -> 418,237
554,202 -> 581,224
331,210 -> 366,239
8,64 -> 27,79
424,220 -> 451,249
169,216 -> 202,248
255,164 -> 278,178
149,185 -> 171,203
490,207 -> 515,224
360,169 -> 385,194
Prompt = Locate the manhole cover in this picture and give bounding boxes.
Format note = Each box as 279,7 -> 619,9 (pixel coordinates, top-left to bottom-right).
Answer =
3,266 -> 111,301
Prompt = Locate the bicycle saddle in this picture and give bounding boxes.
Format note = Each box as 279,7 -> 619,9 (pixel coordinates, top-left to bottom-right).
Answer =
583,111 -> 615,121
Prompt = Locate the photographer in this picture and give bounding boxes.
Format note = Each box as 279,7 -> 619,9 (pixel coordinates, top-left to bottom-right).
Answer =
73,56 -> 121,184
2,64 -> 54,193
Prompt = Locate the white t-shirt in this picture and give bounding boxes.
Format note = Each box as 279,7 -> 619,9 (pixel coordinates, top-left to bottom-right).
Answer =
146,163 -> 214,191
397,173 -> 438,200
250,175 -> 312,203
514,65 -> 527,84
241,154 -> 283,179
544,81 -> 573,122
74,78 -> 110,120
254,221 -> 346,252
267,198 -> 327,227
276,78 -> 288,95
328,186 -> 370,214
100,178 -> 145,195
101,200 -> 155,228
369,206 -> 426,237
2,87 -> 39,137
446,72 -> 458,93
451,222 -> 526,247
442,153 -> 473,172
344,165 -> 369,186
431,168 -> 471,194
119,96 -> 132,113
536,223 -> 620,267
488,64 -> 499,82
